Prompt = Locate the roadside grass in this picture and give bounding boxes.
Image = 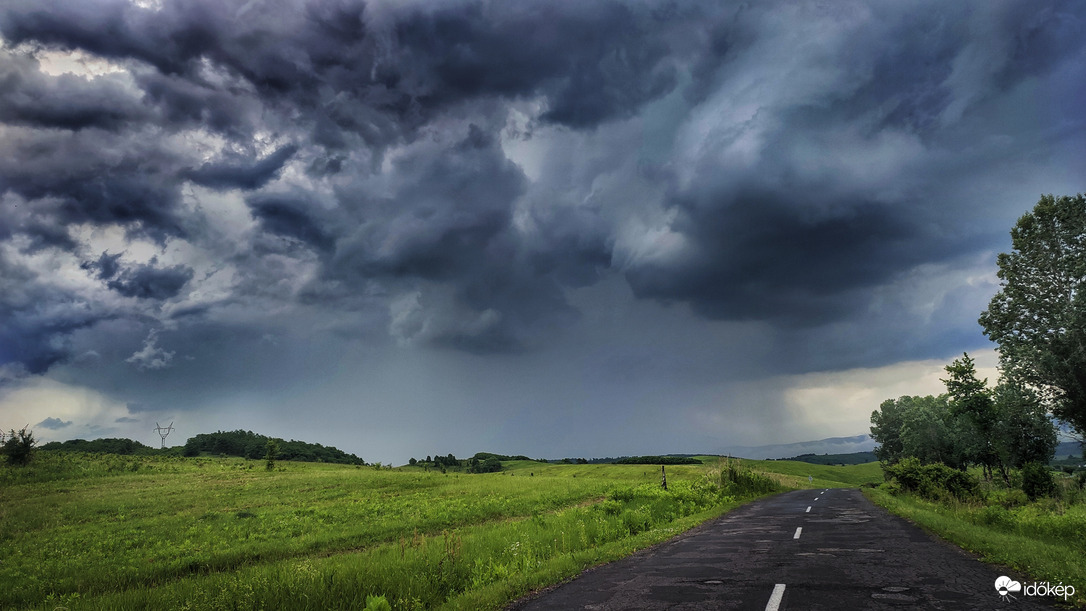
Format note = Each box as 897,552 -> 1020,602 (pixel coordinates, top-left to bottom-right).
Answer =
865,486 -> 1086,608
732,458 -> 883,489
3,452 -> 781,610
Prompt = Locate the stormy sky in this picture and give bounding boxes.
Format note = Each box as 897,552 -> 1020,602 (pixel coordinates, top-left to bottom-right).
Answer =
1,0 -> 1083,463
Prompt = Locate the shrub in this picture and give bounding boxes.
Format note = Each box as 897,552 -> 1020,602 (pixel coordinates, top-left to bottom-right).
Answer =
719,459 -> 780,495
264,439 -> 279,471
997,489 -> 1030,509
1021,462 -> 1056,501
883,457 -> 977,501
2,427 -> 36,466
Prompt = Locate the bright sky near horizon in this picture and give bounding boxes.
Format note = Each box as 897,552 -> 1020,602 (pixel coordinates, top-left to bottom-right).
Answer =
0,0 -> 1083,464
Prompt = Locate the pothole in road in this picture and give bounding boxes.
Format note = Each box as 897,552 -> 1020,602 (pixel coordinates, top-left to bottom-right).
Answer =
871,592 -> 919,603
871,586 -> 918,604
813,548 -> 885,554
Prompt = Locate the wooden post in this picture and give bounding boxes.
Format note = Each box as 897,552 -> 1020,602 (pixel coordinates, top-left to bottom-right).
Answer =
661,465 -> 667,490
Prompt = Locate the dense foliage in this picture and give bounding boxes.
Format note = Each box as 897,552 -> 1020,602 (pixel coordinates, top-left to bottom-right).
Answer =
183,430 -> 365,464
882,457 -> 978,501
40,437 -> 159,455
1020,462 -> 1057,501
979,193 -> 1086,439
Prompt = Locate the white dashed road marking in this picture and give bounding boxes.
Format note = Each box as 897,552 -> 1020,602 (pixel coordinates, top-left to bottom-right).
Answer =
806,506 -> 811,513
765,584 -> 786,611
793,527 -> 802,540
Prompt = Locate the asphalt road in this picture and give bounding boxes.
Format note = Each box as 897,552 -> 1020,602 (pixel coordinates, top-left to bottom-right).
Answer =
509,488 -> 1060,610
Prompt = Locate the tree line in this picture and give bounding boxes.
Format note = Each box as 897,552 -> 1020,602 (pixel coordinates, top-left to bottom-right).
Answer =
871,353 -> 1056,483
182,430 -> 365,465
871,194 -> 1085,495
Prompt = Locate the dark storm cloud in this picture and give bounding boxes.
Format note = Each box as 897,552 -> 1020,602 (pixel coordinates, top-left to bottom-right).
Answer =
0,127 -> 188,242
247,193 -> 335,253
82,251 -> 123,281
329,123 -> 585,352
626,194 -> 922,325
184,144 -> 298,191
106,261 -> 194,300
0,255 -> 108,375
334,125 -> 523,280
0,52 -> 147,131
394,1 -> 678,128
0,0 -> 1083,382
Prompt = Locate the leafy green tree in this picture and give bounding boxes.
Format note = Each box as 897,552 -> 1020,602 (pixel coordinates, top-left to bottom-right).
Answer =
991,381 -> 1057,469
2,427 -> 36,466
979,194 -> 1086,439
943,354 -> 1001,480
872,395 -> 961,466
871,397 -> 908,463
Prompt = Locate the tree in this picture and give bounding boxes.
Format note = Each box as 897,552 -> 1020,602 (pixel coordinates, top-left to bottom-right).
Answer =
943,353 -> 1002,480
979,194 -> 1086,439
871,397 -> 909,463
871,395 -> 964,467
2,427 -> 36,466
264,439 -> 279,471
991,381 -> 1057,469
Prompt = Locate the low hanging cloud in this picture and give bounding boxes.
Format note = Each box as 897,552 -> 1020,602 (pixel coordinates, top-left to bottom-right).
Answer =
35,416 -> 72,429
125,330 -> 175,371
106,261 -> 194,301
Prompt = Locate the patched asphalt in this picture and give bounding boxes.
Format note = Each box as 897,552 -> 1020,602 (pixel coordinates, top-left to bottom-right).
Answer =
508,488 -> 1062,610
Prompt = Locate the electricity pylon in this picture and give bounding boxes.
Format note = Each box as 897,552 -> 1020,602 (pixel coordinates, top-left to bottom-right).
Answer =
153,422 -> 174,449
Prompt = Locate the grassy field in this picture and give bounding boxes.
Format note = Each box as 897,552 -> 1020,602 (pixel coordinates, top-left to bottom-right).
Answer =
2,452 -> 815,610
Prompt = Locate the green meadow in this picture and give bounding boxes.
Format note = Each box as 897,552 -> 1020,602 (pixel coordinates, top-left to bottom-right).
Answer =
2,452 -> 836,610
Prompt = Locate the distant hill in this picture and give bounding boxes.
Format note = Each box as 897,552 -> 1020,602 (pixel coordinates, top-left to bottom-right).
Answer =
1055,440 -> 1083,460
721,434 -> 877,460
184,430 -> 365,464
781,452 -> 878,465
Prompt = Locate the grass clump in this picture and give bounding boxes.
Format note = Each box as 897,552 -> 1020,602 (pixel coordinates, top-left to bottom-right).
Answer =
718,457 -> 782,495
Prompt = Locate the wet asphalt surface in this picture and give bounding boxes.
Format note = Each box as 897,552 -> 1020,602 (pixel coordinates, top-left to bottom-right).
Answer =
509,489 -> 1061,610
